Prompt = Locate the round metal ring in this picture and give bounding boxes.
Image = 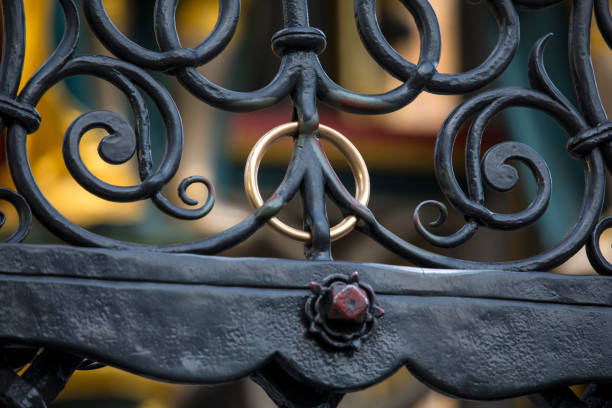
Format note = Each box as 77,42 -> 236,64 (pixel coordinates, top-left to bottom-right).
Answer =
244,122 -> 370,242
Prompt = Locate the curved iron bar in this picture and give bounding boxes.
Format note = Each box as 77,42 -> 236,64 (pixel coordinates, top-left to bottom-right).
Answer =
0,0 -> 607,273
587,216 -> 612,275
6,0 -> 303,253
0,188 -> 32,243
0,0 -> 611,406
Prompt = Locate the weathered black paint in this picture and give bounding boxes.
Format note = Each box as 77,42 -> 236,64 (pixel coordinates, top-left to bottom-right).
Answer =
0,0 -> 610,407
0,245 -> 612,399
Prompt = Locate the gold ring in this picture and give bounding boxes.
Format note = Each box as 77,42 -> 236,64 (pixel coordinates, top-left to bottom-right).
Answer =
244,122 -> 370,242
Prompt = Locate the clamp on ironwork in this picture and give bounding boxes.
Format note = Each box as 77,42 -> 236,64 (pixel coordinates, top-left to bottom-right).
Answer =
0,94 -> 41,133
244,122 -> 370,242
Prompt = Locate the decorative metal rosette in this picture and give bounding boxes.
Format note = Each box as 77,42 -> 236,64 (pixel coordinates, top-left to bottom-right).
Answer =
305,272 -> 384,350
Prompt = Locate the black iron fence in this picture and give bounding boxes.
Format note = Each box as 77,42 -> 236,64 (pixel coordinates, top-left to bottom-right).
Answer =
0,1 -> 611,407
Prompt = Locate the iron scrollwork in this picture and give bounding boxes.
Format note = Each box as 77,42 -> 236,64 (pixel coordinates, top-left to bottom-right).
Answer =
0,0 -> 608,270
0,0 -> 611,406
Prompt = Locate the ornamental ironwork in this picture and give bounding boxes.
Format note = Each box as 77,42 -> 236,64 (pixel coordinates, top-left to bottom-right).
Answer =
0,0 -> 610,407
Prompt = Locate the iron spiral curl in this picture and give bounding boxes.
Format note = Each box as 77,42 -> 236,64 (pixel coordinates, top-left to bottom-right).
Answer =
0,188 -> 32,243
6,0 -> 226,250
0,0 -> 606,271
384,32 -> 609,272
0,1 -> 610,406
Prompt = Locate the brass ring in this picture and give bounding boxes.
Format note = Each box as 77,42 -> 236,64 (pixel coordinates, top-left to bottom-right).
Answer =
244,122 -> 370,242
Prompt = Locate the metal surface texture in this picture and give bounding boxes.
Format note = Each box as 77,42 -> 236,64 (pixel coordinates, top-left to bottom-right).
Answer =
0,0 -> 610,407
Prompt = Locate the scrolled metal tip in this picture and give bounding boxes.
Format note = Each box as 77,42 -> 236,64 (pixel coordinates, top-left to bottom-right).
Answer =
587,216 -> 612,276
0,188 -> 32,243
98,131 -> 137,165
150,176 -> 216,221
481,143 -> 522,192
414,200 -> 448,229
66,110 -> 137,171
178,176 -> 216,209
413,200 -> 479,248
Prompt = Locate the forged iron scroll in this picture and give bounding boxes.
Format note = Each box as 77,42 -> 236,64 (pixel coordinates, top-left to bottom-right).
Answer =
0,0 -> 608,270
0,2 -> 610,278
0,0 -> 611,407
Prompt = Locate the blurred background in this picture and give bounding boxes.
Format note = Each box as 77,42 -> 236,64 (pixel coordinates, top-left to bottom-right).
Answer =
2,0 -> 611,407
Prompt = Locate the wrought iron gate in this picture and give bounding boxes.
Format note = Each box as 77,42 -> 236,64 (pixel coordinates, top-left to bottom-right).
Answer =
0,0 -> 611,407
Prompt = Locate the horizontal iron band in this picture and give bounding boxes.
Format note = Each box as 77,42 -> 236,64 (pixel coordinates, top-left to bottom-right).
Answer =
2,243 -> 612,305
